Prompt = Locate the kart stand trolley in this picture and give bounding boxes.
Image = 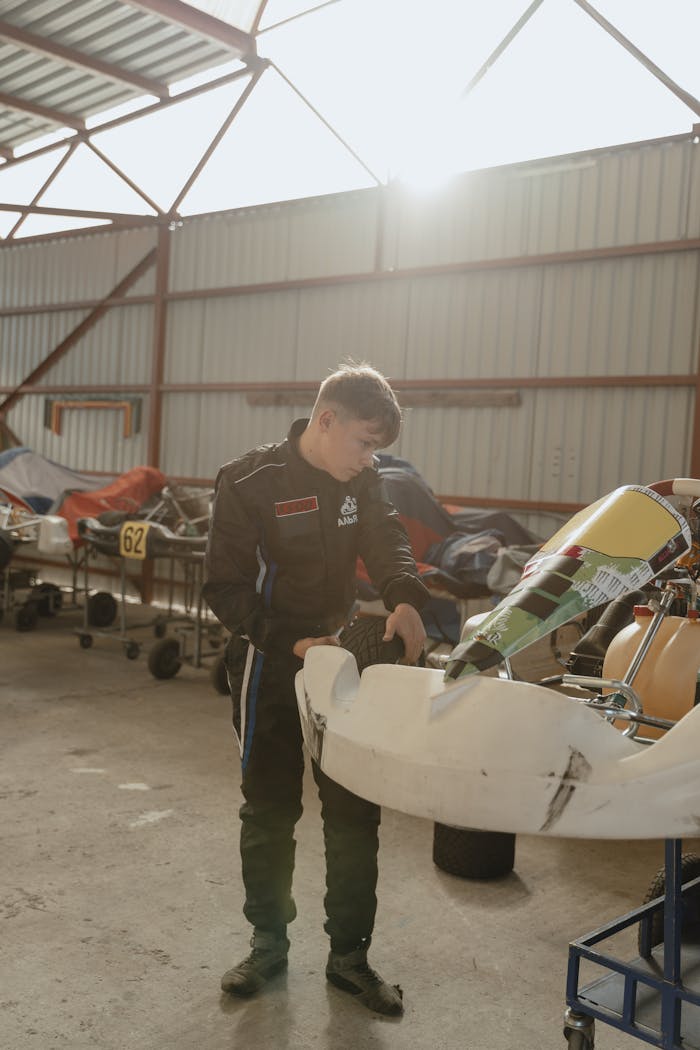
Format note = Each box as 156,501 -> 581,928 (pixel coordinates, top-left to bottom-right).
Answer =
76,516 -> 224,675
565,839 -> 700,1049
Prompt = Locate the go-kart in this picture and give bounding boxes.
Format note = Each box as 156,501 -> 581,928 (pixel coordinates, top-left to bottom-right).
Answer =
296,479 -> 700,839
0,488 -> 72,629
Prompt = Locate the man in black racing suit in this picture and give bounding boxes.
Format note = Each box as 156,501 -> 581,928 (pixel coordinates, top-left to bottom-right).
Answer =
203,363 -> 429,1016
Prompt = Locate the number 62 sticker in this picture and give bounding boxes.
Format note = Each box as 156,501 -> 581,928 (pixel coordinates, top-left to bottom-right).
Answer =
119,521 -> 150,559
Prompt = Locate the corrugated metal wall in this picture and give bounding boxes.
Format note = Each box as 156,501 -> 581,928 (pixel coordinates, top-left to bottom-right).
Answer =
3,136 -> 700,518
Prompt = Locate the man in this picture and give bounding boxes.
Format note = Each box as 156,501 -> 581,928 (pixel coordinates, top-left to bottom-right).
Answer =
203,362 -> 428,1016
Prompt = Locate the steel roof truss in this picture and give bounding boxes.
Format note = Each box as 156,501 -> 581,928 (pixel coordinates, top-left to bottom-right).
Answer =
126,1 -> 256,59
0,18 -> 169,100
0,88 -> 84,131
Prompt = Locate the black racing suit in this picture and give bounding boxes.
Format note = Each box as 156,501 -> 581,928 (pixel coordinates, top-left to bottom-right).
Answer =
203,419 -> 429,951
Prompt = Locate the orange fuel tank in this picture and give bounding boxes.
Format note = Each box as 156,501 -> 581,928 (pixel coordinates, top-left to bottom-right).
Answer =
602,607 -> 700,739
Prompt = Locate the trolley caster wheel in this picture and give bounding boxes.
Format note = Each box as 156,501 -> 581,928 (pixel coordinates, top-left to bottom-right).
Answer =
36,582 -> 63,617
125,641 -> 140,661
153,617 -> 167,639
564,1009 -> 595,1049
209,654 -> 230,695
637,852 -> 700,955
87,591 -> 117,628
79,633 -> 93,650
432,823 -> 516,879
15,603 -> 39,632
148,637 -> 182,679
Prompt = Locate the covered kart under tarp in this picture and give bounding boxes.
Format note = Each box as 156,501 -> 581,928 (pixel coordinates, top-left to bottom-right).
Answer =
0,447 -> 103,512
297,480 -> 700,839
56,466 -> 166,545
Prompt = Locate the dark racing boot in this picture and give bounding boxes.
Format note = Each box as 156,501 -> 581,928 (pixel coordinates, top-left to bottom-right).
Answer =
220,929 -> 289,997
326,946 -> 404,1016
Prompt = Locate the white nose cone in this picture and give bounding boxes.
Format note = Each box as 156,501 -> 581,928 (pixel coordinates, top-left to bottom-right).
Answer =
296,645 -> 700,840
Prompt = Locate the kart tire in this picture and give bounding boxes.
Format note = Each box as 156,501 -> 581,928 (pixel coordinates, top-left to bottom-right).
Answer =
37,582 -> 63,617
210,654 -> 230,695
0,530 -> 16,571
338,614 -> 424,672
87,591 -> 117,628
432,823 -> 516,880
148,637 -> 182,679
340,618 -> 521,879
15,603 -> 39,632
638,852 -> 700,955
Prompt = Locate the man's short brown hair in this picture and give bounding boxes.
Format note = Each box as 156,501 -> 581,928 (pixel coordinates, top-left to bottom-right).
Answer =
313,362 -> 402,448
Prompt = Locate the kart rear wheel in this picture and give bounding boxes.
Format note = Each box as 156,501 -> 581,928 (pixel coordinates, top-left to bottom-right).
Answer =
209,654 -> 229,695
87,591 -> 117,628
37,582 -> 63,617
338,614 -> 420,671
148,637 -> 182,679
637,852 -> 700,955
15,603 -> 39,632
432,823 -> 516,879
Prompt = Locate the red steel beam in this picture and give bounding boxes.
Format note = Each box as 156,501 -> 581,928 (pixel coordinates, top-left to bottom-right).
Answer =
170,68 -> 262,211
147,226 -> 171,467
251,0 -> 270,34
690,301 -> 700,475
5,141 -> 78,240
126,0 -> 255,58
460,0 -> 546,99
0,375 -> 693,397
2,233 -> 700,309
574,0 -> 700,117
0,201 -> 155,222
0,19 -> 168,99
0,247 -> 157,414
0,88 -> 85,131
85,140 -> 164,216
256,1 -> 342,36
0,64 -> 257,175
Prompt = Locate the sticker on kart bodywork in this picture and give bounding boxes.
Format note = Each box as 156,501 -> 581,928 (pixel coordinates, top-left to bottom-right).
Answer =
445,485 -> 691,679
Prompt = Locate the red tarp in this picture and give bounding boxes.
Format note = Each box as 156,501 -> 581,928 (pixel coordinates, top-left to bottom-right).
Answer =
57,466 -> 166,544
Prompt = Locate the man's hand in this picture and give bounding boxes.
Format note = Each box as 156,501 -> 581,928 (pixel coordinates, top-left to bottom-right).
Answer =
293,635 -> 341,660
383,603 -> 426,664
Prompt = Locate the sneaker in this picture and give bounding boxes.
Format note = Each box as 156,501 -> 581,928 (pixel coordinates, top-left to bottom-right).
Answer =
220,930 -> 289,997
326,947 -> 404,1016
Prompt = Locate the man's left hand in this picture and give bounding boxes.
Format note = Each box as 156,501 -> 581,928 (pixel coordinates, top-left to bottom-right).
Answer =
382,603 -> 426,664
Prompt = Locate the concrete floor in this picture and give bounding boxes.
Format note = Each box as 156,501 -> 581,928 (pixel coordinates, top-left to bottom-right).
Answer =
1,605 -> 695,1050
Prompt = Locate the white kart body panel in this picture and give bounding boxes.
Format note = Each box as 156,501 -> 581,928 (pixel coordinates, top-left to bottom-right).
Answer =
296,647 -> 700,839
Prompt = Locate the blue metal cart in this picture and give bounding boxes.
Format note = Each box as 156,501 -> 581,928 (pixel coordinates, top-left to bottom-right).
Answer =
564,839 -> 700,1049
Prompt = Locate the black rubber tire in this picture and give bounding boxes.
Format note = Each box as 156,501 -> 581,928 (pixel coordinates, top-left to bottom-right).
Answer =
148,637 -> 182,679
565,1030 -> 592,1050
338,619 -> 517,878
210,654 -> 230,695
340,617 -> 518,880
637,852 -> 700,955
15,603 -> 39,632
79,633 -> 93,649
87,591 -> 117,628
338,615 -> 423,672
125,641 -> 140,661
432,823 -> 516,880
36,582 -> 63,617
0,530 -> 15,571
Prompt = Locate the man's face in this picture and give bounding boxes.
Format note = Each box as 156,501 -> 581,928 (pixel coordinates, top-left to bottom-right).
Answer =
319,411 -> 385,482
